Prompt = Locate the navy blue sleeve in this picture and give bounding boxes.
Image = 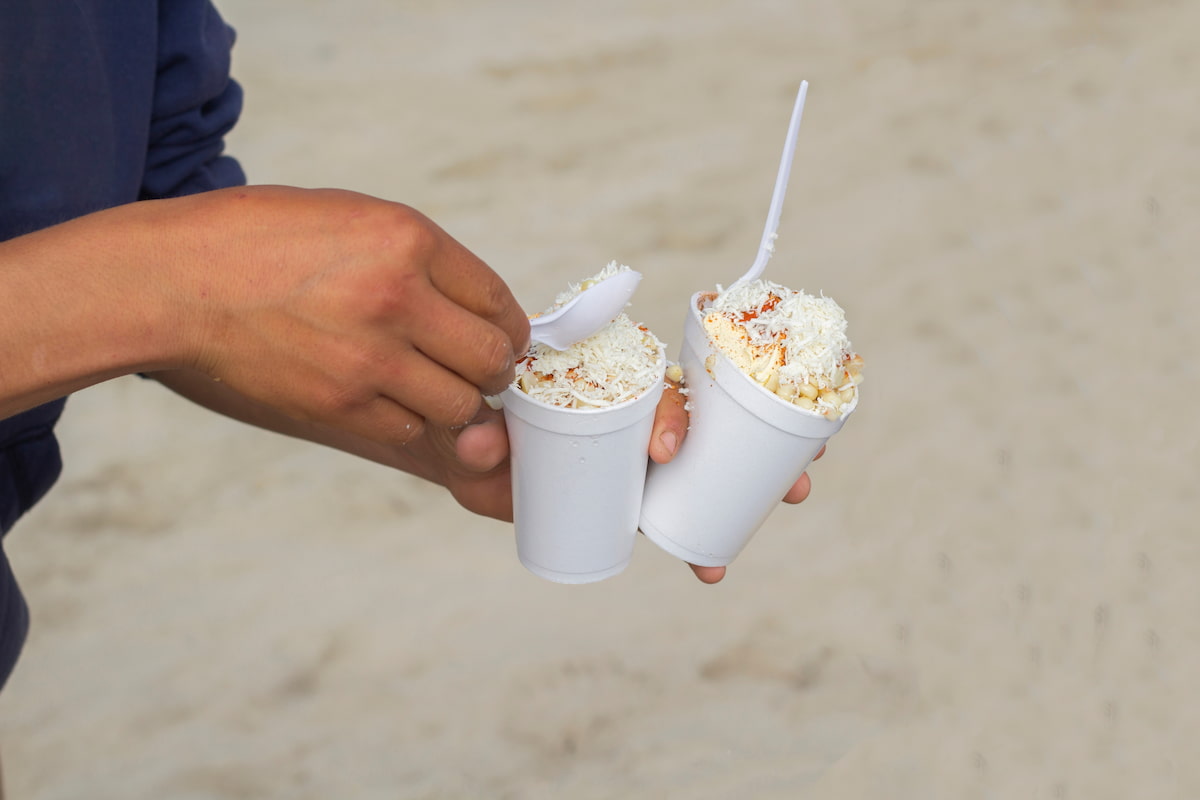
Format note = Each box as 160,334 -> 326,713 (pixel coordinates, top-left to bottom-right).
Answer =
0,548 -> 30,693
140,1 -> 247,199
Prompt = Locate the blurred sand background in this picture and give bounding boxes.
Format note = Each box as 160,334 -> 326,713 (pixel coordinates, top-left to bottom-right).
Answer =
2,0 -> 1199,797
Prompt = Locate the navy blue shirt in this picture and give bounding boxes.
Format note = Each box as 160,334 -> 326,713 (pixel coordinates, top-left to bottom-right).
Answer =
1,0 -> 247,689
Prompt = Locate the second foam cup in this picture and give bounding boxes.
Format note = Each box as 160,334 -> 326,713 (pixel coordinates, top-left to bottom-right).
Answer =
501,354 -> 664,584
638,291 -> 854,568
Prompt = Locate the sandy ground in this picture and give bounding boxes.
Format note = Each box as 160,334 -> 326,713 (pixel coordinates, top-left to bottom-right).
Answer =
3,0 -> 1199,797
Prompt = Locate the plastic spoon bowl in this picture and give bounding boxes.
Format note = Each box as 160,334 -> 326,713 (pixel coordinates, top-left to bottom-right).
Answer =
732,80 -> 808,288
528,268 -> 642,350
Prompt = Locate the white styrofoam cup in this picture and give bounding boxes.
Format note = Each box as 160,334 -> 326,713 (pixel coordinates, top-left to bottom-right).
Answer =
639,292 -> 854,567
501,359 -> 665,584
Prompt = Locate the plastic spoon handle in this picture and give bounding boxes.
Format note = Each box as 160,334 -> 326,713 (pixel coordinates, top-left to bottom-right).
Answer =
735,80 -> 808,286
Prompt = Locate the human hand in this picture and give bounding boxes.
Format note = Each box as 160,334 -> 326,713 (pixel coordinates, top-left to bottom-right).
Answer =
161,185 -> 529,447
147,185 -> 816,583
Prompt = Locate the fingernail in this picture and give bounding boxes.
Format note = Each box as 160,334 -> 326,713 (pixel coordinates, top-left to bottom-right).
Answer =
660,430 -> 678,457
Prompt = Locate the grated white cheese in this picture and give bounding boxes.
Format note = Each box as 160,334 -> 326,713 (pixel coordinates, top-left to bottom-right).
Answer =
551,260 -> 628,308
515,263 -> 664,409
702,279 -> 862,417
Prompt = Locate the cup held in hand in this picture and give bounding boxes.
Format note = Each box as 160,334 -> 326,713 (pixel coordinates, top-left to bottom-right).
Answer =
639,292 -> 853,567
502,363 -> 664,584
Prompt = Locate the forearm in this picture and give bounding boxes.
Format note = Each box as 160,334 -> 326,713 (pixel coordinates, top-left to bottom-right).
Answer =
0,201 -> 196,419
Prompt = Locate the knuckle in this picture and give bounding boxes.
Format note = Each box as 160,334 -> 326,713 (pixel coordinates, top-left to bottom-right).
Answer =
386,204 -> 440,259
313,382 -> 370,420
360,273 -> 421,321
656,386 -> 689,422
312,351 -> 379,418
476,332 -> 516,385
473,274 -> 510,315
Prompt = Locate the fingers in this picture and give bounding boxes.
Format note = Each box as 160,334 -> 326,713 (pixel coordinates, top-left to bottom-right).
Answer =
415,210 -> 531,356
648,377 -> 689,464
407,290 -> 520,397
442,411 -> 515,521
689,564 -> 726,584
783,471 -> 813,504
380,208 -> 527,405
340,393 -> 429,446
453,407 -> 510,472
370,345 -> 485,429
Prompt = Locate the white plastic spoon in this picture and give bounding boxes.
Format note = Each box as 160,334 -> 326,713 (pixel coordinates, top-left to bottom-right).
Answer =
732,80 -> 808,287
528,268 -> 642,350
